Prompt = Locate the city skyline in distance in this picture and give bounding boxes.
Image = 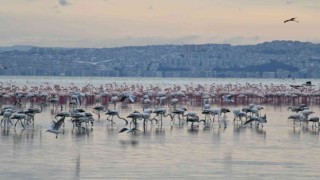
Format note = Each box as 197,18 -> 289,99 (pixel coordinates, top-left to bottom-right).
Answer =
1,40 -> 320,79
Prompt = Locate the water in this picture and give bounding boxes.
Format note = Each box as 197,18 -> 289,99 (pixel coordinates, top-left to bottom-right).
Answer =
1,76 -> 320,87
1,76 -> 320,179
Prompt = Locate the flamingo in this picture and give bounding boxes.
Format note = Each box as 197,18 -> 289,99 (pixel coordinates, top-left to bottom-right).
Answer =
55,111 -> 70,128
302,81 -> 314,87
105,109 -> 128,125
221,108 -> 230,118
120,92 -> 136,103
48,97 -> 60,109
118,127 -> 140,133
222,94 -> 234,103
153,107 -> 172,125
211,108 -> 228,125
140,108 -> 152,127
142,97 -> 152,109
10,113 -> 27,129
93,105 -> 106,119
233,108 -> 247,123
46,116 -> 66,138
187,116 -> 200,127
55,111 -> 71,119
0,109 -> 14,126
287,105 -> 308,113
110,96 -> 119,110
23,105 -> 43,125
170,107 -> 187,124
0,64 -> 7,69
288,113 -> 304,126
308,117 -> 319,127
301,109 -> 314,121
202,108 -> 214,125
244,114 -> 267,128
70,109 -> 94,128
284,17 -> 298,23
120,92 -> 136,108
186,113 -> 203,129
127,111 -> 142,128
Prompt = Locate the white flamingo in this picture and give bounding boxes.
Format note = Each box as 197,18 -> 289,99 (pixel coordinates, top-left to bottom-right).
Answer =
46,116 -> 66,138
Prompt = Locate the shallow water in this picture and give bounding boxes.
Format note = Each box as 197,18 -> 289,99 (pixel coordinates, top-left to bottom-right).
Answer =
1,76 -> 320,87
1,103 -> 320,179
1,77 -> 320,179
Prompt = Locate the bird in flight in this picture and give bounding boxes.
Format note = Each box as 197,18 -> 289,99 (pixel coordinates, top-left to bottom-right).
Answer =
284,17 -> 298,23
222,94 -> 234,103
46,116 -> 66,138
0,64 -> 7,69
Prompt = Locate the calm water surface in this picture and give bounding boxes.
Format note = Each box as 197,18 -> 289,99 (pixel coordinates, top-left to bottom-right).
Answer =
0,77 -> 320,179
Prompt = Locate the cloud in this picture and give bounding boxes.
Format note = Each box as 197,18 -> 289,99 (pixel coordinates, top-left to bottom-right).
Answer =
58,0 -> 70,6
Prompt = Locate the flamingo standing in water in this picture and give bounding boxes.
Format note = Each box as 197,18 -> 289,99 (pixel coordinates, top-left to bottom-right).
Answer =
105,109 -> 128,125
244,114 -> 267,128
186,112 -> 205,129
288,113 -> 305,126
93,105 -> 106,119
233,108 -> 247,124
308,117 -> 320,127
170,107 -> 187,124
10,113 -> 27,129
0,108 -> 14,126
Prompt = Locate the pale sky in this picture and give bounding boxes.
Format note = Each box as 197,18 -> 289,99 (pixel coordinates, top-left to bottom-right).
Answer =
0,0 -> 319,47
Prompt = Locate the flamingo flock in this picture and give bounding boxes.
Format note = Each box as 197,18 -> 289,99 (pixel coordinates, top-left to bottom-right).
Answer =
0,81 -> 320,108
287,104 -> 320,127
0,81 -> 320,138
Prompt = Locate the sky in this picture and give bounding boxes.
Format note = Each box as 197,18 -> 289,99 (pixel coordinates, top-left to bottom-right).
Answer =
0,0 -> 320,48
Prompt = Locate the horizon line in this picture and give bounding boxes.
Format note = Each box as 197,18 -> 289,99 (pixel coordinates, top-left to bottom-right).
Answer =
0,39 -> 318,49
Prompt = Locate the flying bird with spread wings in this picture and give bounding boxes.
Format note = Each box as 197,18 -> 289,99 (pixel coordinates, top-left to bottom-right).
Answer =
0,64 -> 7,69
284,17 -> 298,23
